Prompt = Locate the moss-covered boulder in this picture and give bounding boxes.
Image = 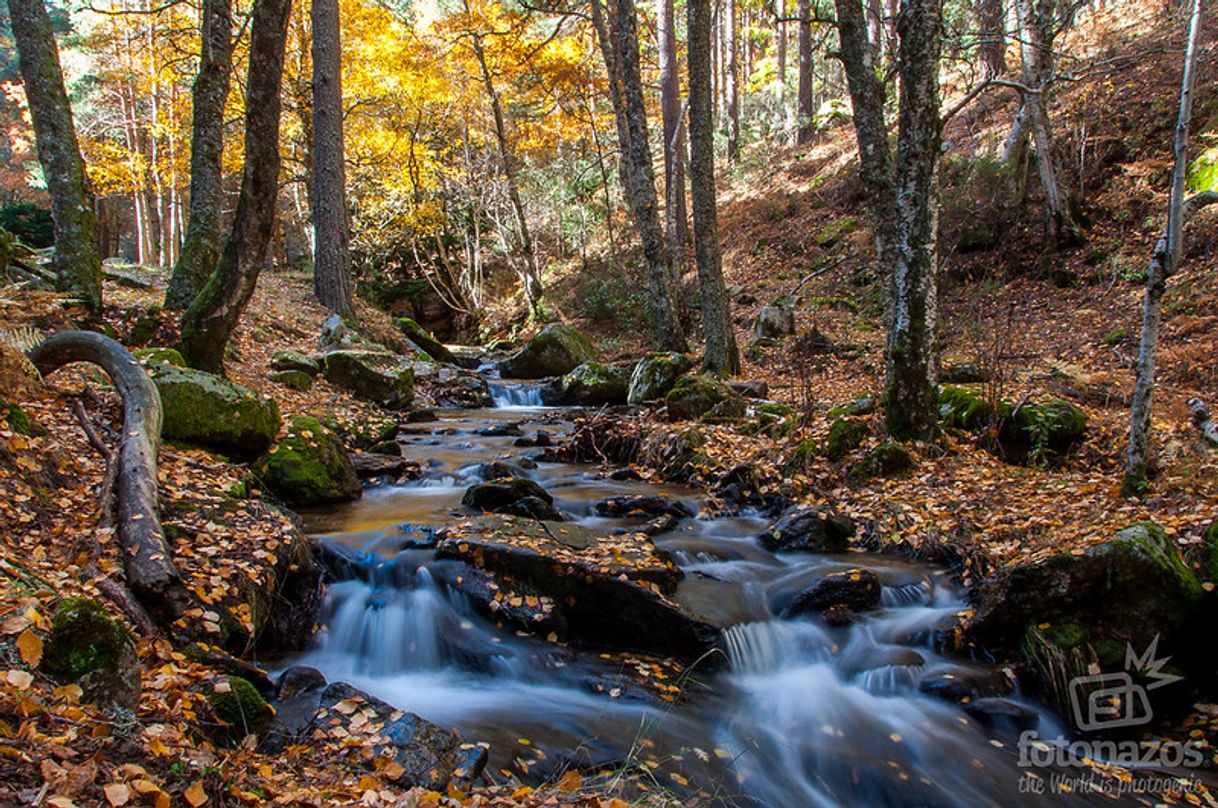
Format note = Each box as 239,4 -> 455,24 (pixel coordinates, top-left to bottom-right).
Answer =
320,412 -> 399,450
938,386 -> 995,431
1005,398 -> 1087,454
395,317 -> 457,365
666,374 -> 740,420
627,352 -> 693,404
323,350 -> 415,409
969,522 -> 1203,660
2,398 -> 45,437
151,364 -> 282,455
498,323 -> 597,379
825,418 -> 869,461
759,505 -> 856,553
41,598 -> 140,709
270,370 -> 314,391
555,362 -> 629,406
134,346 -> 187,367
849,440 -> 914,482
270,350 -> 321,376
253,416 -> 361,505
208,676 -> 273,742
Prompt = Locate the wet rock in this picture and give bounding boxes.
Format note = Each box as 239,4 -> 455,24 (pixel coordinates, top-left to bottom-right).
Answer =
728,379 -> 769,399
941,362 -> 990,384
608,468 -> 644,481
627,352 -> 693,404
822,604 -> 856,626
754,306 -> 795,339
462,478 -> 561,520
264,666 -> 328,752
594,495 -> 693,519
406,408 -> 437,423
554,361 -> 630,405
498,323 -> 598,379
781,569 -> 882,617
270,369 -> 314,391
151,364 -> 281,456
476,460 -> 528,480
968,521 -> 1203,657
271,350 -> 321,376
918,667 -> 1013,704
367,440 -> 402,456
350,452 -> 419,480
323,350 -> 415,409
759,505 -> 856,553
640,513 -> 679,536
320,412 -> 399,450
666,374 -> 742,421
253,416 -> 361,505
430,366 -> 493,408
477,423 -> 522,437
41,598 -> 140,710
963,697 -> 1039,733
436,516 -> 719,661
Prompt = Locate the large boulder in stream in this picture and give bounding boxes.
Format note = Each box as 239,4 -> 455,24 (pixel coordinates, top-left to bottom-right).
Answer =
150,363 -> 281,456
759,504 -> 857,553
781,568 -> 882,617
253,416 -> 361,505
436,515 -> 722,661
550,361 -> 629,406
498,323 -> 597,379
462,478 -> 562,520
323,350 -> 415,409
628,352 -> 692,404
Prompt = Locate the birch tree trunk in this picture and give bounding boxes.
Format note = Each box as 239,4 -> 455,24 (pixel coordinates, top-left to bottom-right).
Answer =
689,0 -> 740,374
166,0 -> 233,309
8,0 -> 103,311
1124,0 -> 1207,493
310,0 -> 354,314
180,0 -> 292,374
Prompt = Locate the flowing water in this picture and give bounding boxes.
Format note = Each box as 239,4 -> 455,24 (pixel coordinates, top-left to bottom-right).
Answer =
291,383 -> 1107,806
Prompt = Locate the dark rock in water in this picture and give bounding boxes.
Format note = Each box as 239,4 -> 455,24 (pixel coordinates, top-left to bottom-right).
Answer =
640,513 -> 679,536
477,423 -> 523,437
462,478 -> 555,516
759,505 -> 856,553
608,468 -> 643,481
436,516 -> 720,661
367,440 -> 402,456
499,323 -> 598,379
431,561 -> 567,636
941,362 -> 990,384
513,430 -> 552,447
594,495 -> 693,519
431,367 -> 494,408
822,604 -> 856,626
963,697 -> 1039,733
967,521 -> 1202,658
728,379 -> 769,399
264,666 -> 327,752
500,495 -> 563,521
297,682 -> 487,789
918,667 -> 1013,704
782,569 -> 882,617
476,460 -> 528,480
406,408 -> 437,423
350,452 -> 418,480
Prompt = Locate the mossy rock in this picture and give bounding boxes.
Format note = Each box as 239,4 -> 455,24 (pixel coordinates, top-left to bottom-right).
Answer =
938,386 -> 995,431
498,323 -> 598,379
1005,398 -> 1087,457
666,374 -> 739,421
825,418 -> 869,461
784,437 -> 819,474
557,361 -> 629,405
849,440 -> 914,482
2,399 -> 45,437
757,402 -> 793,417
253,416 -> 361,505
628,352 -> 693,404
208,676 -> 273,741
150,364 -> 282,456
323,350 -> 415,409
270,350 -> 321,376
270,370 -> 314,392
394,317 -> 457,365
940,362 -> 989,384
41,598 -> 139,709
134,346 -> 187,367
320,412 -> 399,450
815,217 -> 860,248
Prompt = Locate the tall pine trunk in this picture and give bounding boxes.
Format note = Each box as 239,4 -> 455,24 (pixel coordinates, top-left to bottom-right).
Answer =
1124,0 -> 1207,494
726,0 -> 740,161
658,0 -> 689,268
166,0 -> 233,309
689,0 -> 740,375
180,0 -> 292,374
796,0 -> 814,143
311,0 -> 354,313
8,0 -> 102,311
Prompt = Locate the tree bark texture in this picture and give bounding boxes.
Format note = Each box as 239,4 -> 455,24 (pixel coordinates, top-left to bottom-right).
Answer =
658,0 -> 689,264
726,0 -> 740,160
976,0 -> 1007,79
180,0 -> 293,374
8,0 -> 103,311
797,0 -> 814,143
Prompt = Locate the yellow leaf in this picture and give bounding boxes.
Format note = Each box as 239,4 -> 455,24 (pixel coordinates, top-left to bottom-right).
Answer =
511,786 -> 533,799
184,781 -> 208,807
103,783 -> 131,806
556,770 -> 582,793
16,629 -> 42,666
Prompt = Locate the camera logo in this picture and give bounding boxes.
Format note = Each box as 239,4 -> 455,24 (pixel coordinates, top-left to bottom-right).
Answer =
1068,635 -> 1182,731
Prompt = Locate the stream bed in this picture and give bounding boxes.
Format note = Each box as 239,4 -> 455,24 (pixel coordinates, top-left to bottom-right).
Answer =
289,393 -> 1107,807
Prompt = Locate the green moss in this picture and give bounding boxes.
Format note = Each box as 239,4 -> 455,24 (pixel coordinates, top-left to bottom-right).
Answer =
559,361 -> 629,405
319,412 -> 398,450
151,364 -> 281,455
2,399 -> 45,437
1043,621 -> 1089,649
785,437 -> 819,474
1112,522 -> 1202,604
322,350 -> 415,409
849,441 -> 914,482
627,352 -> 692,404
824,418 -> 869,461
1205,522 -> 1218,582
757,402 -> 793,417
270,370 -> 314,391
1009,399 -> 1087,460
808,296 -> 860,314
134,346 -> 187,367
394,317 -> 456,364
207,676 -> 272,740
1100,328 -> 1127,346
666,374 -> 737,420
270,350 -> 321,375
41,598 -> 131,682
814,217 -> 860,248
499,323 -> 598,379
253,416 -> 361,505
938,386 -> 995,431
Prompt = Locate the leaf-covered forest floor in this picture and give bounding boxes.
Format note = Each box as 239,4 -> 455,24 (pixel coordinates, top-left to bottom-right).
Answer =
2,2 -> 1218,805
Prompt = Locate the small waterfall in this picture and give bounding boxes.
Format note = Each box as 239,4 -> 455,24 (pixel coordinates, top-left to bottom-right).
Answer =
488,381 -> 544,408
724,621 -> 800,673
879,580 -> 933,608
855,664 -> 923,695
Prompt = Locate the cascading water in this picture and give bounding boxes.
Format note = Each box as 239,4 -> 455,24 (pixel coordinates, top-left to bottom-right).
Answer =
487,380 -> 545,408
292,403 -> 1113,806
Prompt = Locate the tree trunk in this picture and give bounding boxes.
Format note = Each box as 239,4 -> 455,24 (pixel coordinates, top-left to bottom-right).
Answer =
180,0 -> 292,375
28,332 -> 188,621
884,0 -> 942,440
165,0 -> 234,309
310,0 -> 354,314
8,0 -> 103,311
658,0 -> 689,264
1124,0 -> 1207,493
726,0 -> 740,161
590,0 -> 687,351
796,0 -> 814,143
689,0 -> 740,375
977,0 -> 1007,79
776,0 -> 788,135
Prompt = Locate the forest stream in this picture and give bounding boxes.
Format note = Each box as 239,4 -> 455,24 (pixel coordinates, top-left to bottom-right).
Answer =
283,378 -> 1112,808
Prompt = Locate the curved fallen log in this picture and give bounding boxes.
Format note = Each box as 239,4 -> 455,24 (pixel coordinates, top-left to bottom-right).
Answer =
27,330 -> 188,621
